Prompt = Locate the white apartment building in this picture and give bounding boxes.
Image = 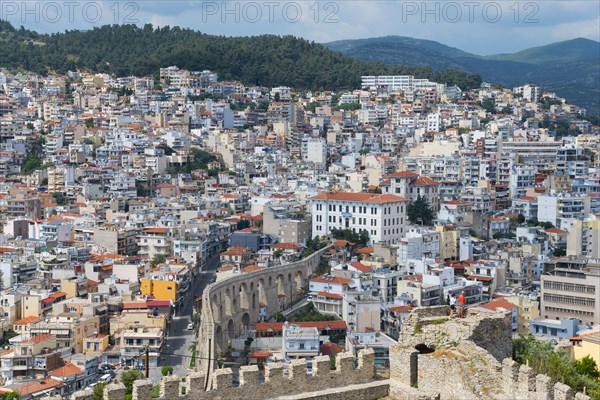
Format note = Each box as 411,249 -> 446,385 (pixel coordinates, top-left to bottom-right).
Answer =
361,75 -> 416,92
339,93 -> 359,104
537,194 -> 589,227
310,192 -> 409,245
302,137 -> 326,164
426,112 -> 440,132
509,165 -> 537,200
556,145 -> 588,178
521,84 -> 541,103
270,86 -> 291,101
282,322 -> 320,360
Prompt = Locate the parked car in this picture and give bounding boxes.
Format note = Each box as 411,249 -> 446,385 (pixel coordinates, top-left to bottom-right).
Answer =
187,323 -> 194,330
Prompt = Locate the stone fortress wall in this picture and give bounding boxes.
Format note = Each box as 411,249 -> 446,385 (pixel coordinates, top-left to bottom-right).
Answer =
64,304 -> 593,400
388,306 -> 592,400
65,348 -> 387,400
63,271 -> 593,400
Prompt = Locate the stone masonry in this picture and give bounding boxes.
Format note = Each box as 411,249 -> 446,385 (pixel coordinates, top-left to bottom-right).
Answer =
64,307 -> 592,400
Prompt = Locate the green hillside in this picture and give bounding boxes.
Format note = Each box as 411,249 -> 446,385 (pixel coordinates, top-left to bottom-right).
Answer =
486,38 -> 600,65
0,22 -> 481,91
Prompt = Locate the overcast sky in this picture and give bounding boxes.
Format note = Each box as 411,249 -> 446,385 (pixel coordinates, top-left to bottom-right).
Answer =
2,1 -> 599,54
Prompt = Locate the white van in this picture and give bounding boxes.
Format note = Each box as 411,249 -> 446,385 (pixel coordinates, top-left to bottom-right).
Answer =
99,374 -> 112,383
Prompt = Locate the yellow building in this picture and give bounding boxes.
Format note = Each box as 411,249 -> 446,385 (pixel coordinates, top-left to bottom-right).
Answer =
83,333 -> 109,355
572,332 -> 600,370
567,216 -> 600,259
141,279 -> 178,302
436,225 -> 459,260
505,295 -> 540,335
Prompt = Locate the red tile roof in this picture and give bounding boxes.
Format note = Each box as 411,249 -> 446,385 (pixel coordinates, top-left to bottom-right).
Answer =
14,379 -> 65,397
317,291 -> 343,299
24,334 -> 53,343
221,247 -> 251,256
311,276 -> 352,285
389,171 -> 419,178
272,243 -> 301,250
411,176 -> 440,186
49,363 -> 83,377
467,275 -> 494,282
14,316 -> 40,325
333,240 -> 355,247
545,228 -> 567,234
320,342 -> 345,355
311,192 -> 409,203
349,262 -> 371,273
256,320 -> 347,332
146,300 -> 171,307
142,227 -> 168,234
122,301 -> 147,309
355,247 -> 374,254
242,265 -> 265,273
479,299 -> 517,311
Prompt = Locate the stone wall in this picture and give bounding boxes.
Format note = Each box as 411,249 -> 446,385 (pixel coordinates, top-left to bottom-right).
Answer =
65,306 -> 592,400
66,349 -> 380,400
389,307 -> 591,400
398,306 -> 513,362
501,359 -> 591,400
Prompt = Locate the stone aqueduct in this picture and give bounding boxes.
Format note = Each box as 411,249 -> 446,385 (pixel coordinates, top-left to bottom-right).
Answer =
197,247 -> 331,386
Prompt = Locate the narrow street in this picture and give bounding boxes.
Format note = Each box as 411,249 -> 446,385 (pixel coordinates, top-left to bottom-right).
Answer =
156,253 -> 219,380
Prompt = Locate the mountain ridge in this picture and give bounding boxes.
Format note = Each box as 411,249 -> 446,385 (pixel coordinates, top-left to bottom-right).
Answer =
324,36 -> 600,114
0,21 -> 481,92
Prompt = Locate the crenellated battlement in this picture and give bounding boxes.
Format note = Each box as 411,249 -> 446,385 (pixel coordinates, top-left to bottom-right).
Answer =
65,307 -> 593,400
501,358 -> 591,400
67,348 -> 379,400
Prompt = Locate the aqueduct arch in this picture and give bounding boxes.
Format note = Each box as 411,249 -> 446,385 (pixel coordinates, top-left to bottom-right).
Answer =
198,246 -> 331,389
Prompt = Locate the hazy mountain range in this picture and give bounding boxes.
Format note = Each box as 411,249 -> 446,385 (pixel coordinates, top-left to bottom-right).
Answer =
325,36 -> 600,114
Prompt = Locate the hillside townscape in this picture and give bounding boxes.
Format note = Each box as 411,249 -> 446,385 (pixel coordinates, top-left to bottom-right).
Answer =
0,21 -> 598,400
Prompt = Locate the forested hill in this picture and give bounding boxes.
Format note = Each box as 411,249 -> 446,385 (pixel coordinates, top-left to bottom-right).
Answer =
0,21 -> 481,90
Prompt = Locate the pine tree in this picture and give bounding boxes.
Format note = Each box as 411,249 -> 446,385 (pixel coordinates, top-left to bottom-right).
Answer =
407,195 -> 434,226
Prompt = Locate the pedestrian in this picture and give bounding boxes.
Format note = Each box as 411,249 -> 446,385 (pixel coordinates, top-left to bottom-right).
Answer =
458,291 -> 466,318
449,294 -> 457,318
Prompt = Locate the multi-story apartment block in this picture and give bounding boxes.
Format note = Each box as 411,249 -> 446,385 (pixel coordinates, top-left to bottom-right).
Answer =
540,262 -> 599,326
119,326 -> 164,367
556,144 -> 588,178
567,216 -> 600,258
537,194 -> 589,227
138,227 -> 172,260
509,165 -> 537,200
